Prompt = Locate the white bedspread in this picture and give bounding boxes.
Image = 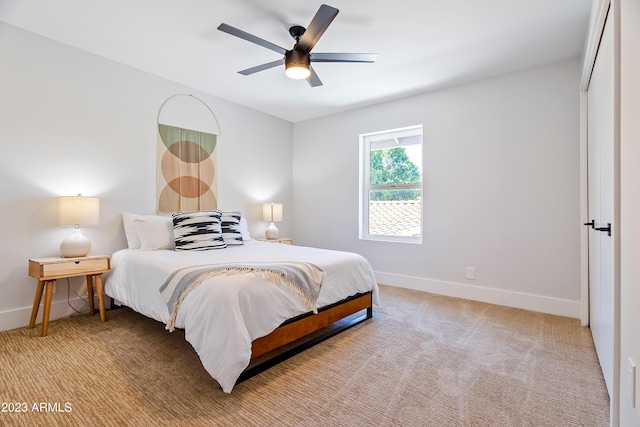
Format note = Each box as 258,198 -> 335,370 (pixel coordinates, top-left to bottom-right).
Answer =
104,240 -> 379,392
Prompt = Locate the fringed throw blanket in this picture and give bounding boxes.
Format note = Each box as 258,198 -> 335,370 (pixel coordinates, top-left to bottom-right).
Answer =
159,262 -> 325,332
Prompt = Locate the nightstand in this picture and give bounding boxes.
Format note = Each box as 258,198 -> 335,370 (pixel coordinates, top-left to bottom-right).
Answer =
28,255 -> 111,336
257,237 -> 293,245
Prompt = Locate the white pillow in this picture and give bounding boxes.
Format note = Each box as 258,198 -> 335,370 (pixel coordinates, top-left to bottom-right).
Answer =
134,218 -> 175,250
239,216 -> 252,241
122,213 -> 173,249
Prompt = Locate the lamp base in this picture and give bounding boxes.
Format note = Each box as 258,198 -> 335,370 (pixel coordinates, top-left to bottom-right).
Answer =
60,228 -> 91,258
265,222 -> 280,240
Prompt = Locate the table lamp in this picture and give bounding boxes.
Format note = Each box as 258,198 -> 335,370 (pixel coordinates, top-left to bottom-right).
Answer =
262,202 -> 283,240
58,195 -> 100,257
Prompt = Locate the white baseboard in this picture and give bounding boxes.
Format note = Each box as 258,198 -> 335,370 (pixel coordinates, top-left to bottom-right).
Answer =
374,271 -> 581,319
0,296 -> 101,333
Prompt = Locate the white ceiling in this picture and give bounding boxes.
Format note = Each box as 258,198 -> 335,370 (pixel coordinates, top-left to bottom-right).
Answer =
0,0 -> 592,123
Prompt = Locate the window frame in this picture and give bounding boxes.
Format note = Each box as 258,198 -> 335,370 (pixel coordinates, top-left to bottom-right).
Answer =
359,125 -> 423,244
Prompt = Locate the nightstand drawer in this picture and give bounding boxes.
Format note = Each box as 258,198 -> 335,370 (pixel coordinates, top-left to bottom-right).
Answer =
29,256 -> 110,280
272,238 -> 293,245
257,238 -> 293,245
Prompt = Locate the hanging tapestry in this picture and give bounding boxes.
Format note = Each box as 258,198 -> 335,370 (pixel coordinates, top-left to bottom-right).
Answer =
157,124 -> 218,213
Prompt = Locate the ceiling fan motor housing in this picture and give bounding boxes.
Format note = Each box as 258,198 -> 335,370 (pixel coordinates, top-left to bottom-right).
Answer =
286,49 -> 310,67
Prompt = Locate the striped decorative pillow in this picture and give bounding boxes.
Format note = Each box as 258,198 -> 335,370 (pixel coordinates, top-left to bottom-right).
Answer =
221,211 -> 244,245
172,210 -> 227,251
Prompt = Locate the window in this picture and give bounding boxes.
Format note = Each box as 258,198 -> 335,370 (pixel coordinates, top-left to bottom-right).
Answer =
359,125 -> 423,243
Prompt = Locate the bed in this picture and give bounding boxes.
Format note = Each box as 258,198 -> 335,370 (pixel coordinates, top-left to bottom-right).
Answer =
104,212 -> 379,393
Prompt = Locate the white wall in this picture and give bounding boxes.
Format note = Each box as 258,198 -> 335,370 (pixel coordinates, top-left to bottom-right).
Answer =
0,22 -> 293,331
0,20 -> 587,330
619,0 -> 640,423
292,58 -> 582,317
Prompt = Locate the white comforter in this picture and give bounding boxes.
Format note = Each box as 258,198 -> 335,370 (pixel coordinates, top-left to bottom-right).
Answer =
104,240 -> 379,392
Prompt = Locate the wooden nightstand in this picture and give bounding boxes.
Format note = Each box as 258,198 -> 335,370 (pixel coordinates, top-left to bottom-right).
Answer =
28,255 -> 111,336
257,237 -> 293,245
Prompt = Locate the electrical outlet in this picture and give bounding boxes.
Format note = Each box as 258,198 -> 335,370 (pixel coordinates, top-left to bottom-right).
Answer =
466,267 -> 475,280
629,357 -> 637,408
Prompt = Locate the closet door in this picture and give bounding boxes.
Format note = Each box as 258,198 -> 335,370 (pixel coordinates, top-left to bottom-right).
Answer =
587,10 -> 615,396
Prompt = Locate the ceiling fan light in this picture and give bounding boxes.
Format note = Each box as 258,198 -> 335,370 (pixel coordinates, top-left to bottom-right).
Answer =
285,50 -> 311,80
286,64 -> 311,79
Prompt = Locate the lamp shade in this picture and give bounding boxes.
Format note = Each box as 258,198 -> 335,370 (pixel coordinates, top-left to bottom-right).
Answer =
262,203 -> 283,222
58,196 -> 100,226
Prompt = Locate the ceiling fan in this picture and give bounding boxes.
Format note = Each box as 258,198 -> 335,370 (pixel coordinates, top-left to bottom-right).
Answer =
217,4 -> 377,87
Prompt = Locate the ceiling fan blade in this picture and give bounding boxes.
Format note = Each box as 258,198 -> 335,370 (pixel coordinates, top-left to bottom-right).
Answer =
311,52 -> 378,63
238,59 -> 285,76
297,4 -> 339,53
218,23 -> 287,55
306,66 -> 323,87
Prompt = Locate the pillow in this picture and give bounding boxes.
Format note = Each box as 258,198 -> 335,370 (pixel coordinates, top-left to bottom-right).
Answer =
239,215 -> 252,241
122,213 -> 173,249
172,210 -> 227,251
221,211 -> 244,245
134,218 -> 175,250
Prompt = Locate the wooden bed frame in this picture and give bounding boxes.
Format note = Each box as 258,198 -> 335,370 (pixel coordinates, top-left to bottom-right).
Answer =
237,291 -> 373,383
110,290 -> 373,385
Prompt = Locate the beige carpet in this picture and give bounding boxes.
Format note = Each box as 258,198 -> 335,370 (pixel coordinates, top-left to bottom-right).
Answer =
0,285 -> 609,426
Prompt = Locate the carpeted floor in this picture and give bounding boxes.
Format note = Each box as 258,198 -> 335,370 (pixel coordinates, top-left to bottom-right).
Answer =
0,285 -> 609,426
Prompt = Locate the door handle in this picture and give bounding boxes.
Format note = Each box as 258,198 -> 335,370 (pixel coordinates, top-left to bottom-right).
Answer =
583,220 -> 595,228
595,223 -> 612,237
